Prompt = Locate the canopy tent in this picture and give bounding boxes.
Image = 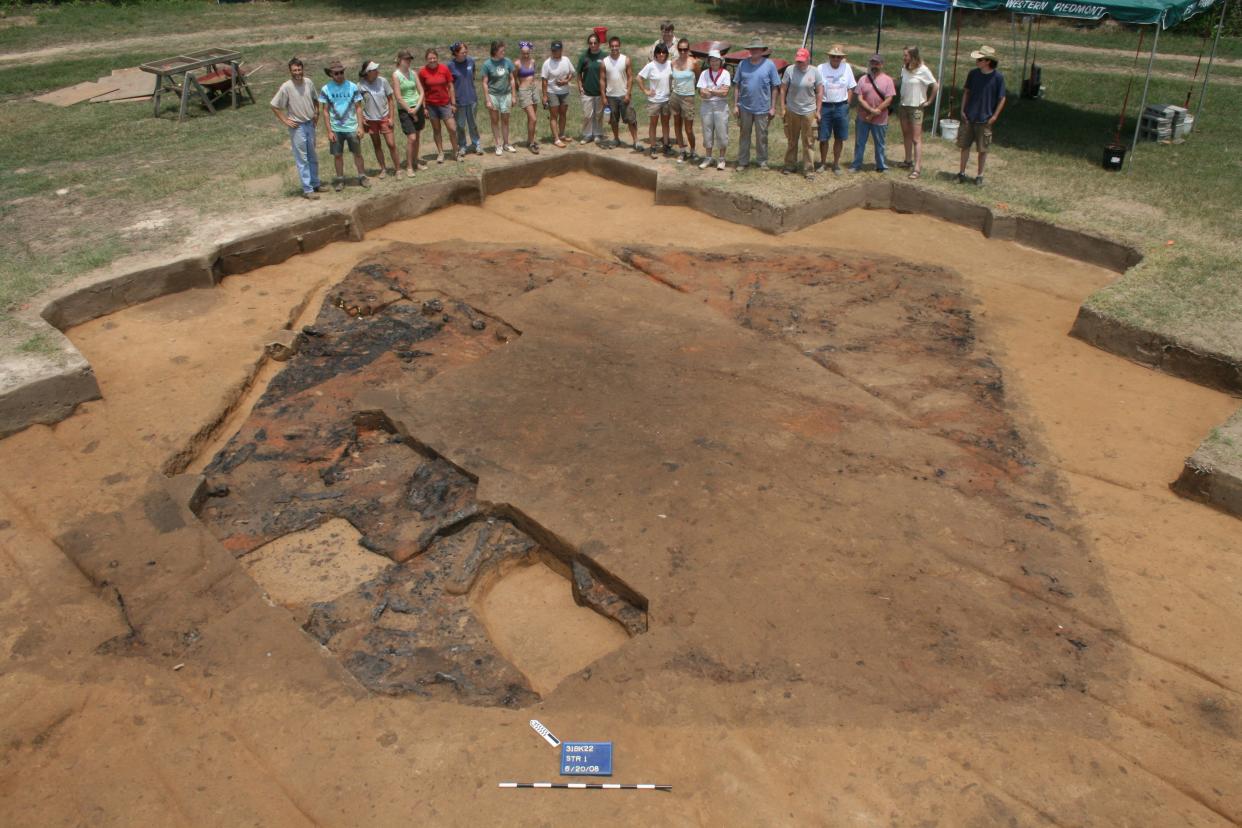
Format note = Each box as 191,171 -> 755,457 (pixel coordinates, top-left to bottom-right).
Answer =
804,0 -> 1228,169
949,0 -> 1227,167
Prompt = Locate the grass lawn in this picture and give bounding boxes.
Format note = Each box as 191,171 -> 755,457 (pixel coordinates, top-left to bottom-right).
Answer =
0,1 -> 1239,363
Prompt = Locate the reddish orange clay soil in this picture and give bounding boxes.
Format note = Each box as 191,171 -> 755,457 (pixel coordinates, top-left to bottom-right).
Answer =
1,173 -> 1239,826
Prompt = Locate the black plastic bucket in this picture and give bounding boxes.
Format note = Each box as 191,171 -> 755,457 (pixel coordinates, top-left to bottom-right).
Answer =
1102,144 -> 1126,171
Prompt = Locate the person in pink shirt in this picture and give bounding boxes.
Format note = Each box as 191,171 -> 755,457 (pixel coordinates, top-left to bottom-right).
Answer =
848,53 -> 895,173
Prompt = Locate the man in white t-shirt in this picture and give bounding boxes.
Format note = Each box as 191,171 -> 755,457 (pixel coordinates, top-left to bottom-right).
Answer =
638,44 -> 673,157
541,40 -> 576,147
696,49 -> 731,170
816,44 -> 856,173
600,36 -> 638,149
270,58 -> 324,199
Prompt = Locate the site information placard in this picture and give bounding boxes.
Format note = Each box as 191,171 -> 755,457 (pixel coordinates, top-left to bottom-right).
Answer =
559,742 -> 613,776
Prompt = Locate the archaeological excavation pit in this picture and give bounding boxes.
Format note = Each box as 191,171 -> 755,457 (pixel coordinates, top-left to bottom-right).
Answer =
12,170 -> 1241,824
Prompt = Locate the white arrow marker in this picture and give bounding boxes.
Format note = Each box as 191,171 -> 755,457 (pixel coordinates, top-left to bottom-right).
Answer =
529,719 -> 561,747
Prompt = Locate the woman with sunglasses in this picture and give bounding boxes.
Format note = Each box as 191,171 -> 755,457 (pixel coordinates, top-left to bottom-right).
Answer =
418,48 -> 461,164
669,38 -> 699,163
515,41 -> 541,154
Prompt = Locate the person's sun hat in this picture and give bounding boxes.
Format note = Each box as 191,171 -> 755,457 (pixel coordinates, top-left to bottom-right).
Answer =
707,48 -> 723,61
970,45 -> 998,61
827,44 -> 846,57
745,39 -> 768,51
324,60 -> 345,77
869,53 -> 884,64
795,47 -> 811,62
364,61 -> 380,73
551,40 -> 563,50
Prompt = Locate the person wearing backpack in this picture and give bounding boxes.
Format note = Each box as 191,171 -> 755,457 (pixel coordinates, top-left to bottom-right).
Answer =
848,53 -> 895,174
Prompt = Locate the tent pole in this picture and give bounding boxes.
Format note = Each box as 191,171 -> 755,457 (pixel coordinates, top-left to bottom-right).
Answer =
1193,0 -> 1228,127
802,0 -> 817,49
932,7 -> 951,136
877,3 -> 885,53
1127,21 -> 1161,171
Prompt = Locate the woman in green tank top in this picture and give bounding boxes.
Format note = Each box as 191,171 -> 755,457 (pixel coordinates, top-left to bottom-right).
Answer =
392,49 -> 427,177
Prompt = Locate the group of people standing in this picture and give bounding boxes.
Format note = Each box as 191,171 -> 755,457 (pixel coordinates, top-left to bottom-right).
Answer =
270,21 -> 1007,198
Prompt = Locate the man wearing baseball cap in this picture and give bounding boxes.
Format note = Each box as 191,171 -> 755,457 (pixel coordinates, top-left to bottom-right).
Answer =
816,44 -> 855,174
779,47 -> 822,179
849,53 -> 895,174
957,45 -> 1007,186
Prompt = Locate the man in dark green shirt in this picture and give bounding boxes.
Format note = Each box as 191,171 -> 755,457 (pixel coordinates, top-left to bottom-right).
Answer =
577,33 -> 605,142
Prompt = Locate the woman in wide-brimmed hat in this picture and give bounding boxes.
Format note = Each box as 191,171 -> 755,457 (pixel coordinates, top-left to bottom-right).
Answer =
697,48 -> 731,170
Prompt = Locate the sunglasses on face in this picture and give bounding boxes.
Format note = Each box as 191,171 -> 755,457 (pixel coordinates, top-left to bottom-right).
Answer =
330,70 -> 344,76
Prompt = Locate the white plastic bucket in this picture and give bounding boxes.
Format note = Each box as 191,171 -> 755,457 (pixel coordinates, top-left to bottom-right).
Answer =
939,119 -> 960,141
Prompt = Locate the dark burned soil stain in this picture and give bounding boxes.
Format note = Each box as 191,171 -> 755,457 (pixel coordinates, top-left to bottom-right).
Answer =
198,244 -> 644,706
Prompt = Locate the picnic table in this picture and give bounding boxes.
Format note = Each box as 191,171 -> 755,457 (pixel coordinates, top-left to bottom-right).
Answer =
687,40 -> 731,59
140,47 -> 255,121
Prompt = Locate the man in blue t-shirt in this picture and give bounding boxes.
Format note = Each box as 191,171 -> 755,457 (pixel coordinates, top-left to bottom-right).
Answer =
957,45 -> 1007,186
732,39 -> 782,169
449,42 -> 482,154
318,60 -> 369,191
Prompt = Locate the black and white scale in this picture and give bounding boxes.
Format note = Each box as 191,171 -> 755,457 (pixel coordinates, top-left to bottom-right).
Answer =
496,720 -> 671,793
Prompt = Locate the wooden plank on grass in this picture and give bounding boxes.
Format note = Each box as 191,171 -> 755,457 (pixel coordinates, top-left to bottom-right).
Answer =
89,68 -> 154,103
34,80 -> 121,107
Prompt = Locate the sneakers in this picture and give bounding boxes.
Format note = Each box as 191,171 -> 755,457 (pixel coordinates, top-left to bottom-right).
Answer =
332,178 -> 344,192
495,146 -> 504,156
974,175 -> 985,186
678,150 -> 687,164
436,151 -> 444,164
313,184 -> 327,192
504,144 -> 516,153
358,176 -> 370,188
757,161 -> 769,170
832,164 -> 842,175
699,157 -> 711,169
456,151 -> 465,162
417,161 -> 428,171
529,142 -> 539,154
473,142 -> 483,154
375,169 -> 386,179
717,160 -> 726,171
302,190 -> 320,200
956,172 -> 968,184
581,135 -> 595,144
847,167 -> 861,174
814,163 -> 826,173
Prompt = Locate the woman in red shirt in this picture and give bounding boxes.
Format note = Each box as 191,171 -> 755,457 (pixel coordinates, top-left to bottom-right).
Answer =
417,48 -> 461,163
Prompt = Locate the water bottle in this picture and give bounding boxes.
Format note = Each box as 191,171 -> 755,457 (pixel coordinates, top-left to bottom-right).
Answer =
603,103 -> 612,119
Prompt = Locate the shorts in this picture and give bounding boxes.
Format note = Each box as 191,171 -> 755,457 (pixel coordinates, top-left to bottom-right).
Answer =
329,131 -> 361,155
398,106 -> 425,134
899,104 -> 925,123
545,91 -> 570,109
364,117 -> 393,135
607,96 -> 637,126
646,99 -> 670,119
956,120 -> 993,152
488,92 -> 512,114
672,94 -> 695,120
818,101 -> 849,142
517,85 -> 539,110
425,103 -> 453,121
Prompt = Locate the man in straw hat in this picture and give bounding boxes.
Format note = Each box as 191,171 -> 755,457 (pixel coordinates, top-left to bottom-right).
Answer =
318,60 -> 370,191
957,44 -> 1007,186
733,38 -> 781,170
816,44 -> 855,174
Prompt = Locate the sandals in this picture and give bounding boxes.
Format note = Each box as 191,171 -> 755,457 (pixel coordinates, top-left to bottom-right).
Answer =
908,170 -> 921,179
553,139 -> 567,148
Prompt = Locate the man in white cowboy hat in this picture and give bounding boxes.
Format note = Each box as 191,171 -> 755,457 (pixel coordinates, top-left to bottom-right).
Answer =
957,44 -> 1007,186
816,44 -> 855,174
733,38 -> 781,169
697,48 -> 731,170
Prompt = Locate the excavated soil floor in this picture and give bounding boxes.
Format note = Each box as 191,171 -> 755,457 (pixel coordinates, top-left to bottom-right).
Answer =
1,172 -> 1240,826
